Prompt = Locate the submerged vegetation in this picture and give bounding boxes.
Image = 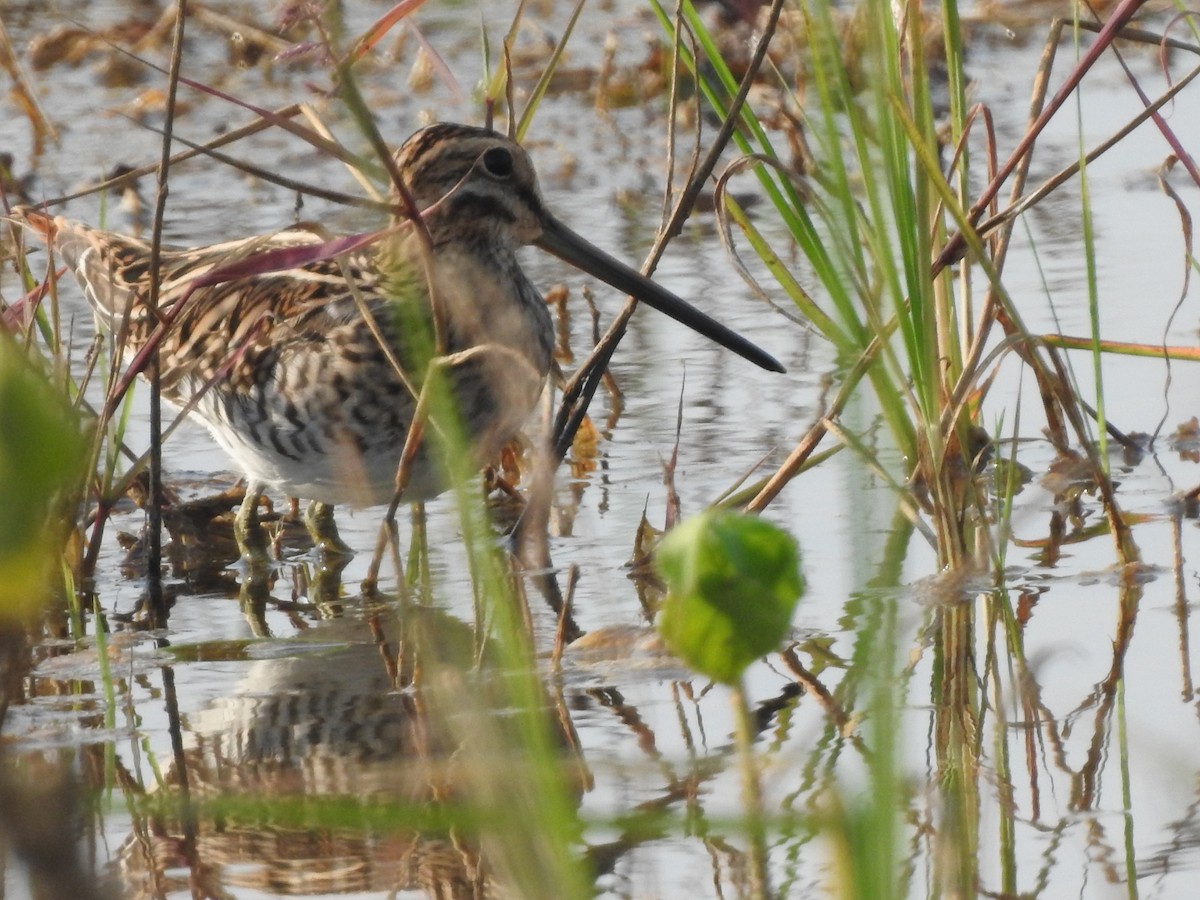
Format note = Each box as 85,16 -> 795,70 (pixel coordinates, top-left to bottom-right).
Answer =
3,0 -> 1200,896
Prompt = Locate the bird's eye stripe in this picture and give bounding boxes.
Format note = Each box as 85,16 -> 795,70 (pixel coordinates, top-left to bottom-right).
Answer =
411,146 -> 500,186
444,193 -> 517,226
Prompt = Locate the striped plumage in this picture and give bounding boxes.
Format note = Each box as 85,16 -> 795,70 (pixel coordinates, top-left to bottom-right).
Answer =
21,125 -> 556,509
17,123 -> 781,551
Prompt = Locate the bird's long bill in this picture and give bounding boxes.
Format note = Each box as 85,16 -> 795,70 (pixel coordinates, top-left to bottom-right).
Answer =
536,214 -> 785,373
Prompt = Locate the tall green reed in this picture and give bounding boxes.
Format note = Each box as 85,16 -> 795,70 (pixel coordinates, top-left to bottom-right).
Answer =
647,0 -> 1149,895
649,0 -> 1200,894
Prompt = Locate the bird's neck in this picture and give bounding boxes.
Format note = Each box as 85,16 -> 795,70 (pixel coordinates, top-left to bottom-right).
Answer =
375,229 -> 551,367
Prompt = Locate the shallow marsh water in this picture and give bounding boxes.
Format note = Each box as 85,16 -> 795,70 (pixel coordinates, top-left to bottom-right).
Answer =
4,1 -> 1200,897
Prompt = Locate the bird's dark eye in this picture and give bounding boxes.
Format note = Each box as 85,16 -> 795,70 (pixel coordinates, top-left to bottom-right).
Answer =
482,146 -> 514,178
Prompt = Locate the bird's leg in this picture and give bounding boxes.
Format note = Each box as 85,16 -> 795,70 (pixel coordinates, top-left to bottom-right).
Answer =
234,483 -> 271,563
304,500 -> 354,558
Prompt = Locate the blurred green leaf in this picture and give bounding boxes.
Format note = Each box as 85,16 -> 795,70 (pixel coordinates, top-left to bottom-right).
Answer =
0,337 -> 85,621
655,510 -> 804,684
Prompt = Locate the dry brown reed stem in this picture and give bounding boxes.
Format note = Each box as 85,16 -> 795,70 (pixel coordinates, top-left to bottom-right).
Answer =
551,564 -> 579,671
0,15 -> 58,155
1169,507 -> 1193,701
579,285 -> 625,425
188,2 -> 295,56
76,16 -> 409,185
35,104 -> 305,208
933,103 -> 1006,430
364,380 -> 433,590
550,665 -> 594,797
507,564 -> 536,662
1152,154 -> 1194,441
124,122 -> 395,214
779,645 -> 865,750
746,323 -> 893,513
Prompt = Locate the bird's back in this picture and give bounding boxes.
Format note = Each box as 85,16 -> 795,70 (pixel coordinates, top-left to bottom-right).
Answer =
19,211 -> 380,396
15,206 -> 553,505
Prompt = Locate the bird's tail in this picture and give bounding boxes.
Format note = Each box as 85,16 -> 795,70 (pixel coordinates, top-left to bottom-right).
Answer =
12,206 -> 145,323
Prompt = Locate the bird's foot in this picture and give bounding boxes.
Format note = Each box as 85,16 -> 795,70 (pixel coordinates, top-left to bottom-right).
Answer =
234,489 -> 273,565
304,500 -> 355,559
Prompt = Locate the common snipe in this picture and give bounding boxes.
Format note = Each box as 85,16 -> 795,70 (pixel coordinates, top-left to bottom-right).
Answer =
16,123 -> 782,556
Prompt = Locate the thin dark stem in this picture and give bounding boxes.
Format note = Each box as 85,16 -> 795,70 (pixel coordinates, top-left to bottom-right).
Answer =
161,665 -> 201,888
143,0 -> 189,627
32,104 -> 307,209
119,119 -> 394,214
550,0 -> 787,463
510,0 -> 787,558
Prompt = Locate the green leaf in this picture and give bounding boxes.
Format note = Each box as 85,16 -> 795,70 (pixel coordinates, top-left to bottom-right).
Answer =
655,510 -> 804,684
0,338 -> 86,621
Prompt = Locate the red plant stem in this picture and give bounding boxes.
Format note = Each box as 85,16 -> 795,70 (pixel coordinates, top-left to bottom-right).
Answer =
933,0 -> 1151,274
